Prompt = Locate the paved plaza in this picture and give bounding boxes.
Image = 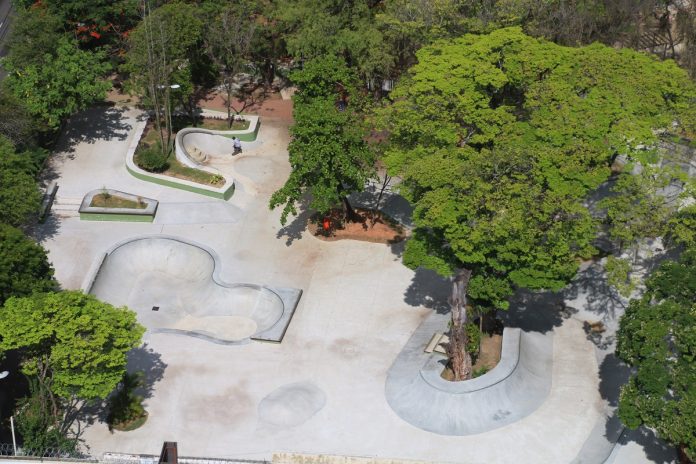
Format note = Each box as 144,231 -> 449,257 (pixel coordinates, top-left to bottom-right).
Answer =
35,106 -> 674,463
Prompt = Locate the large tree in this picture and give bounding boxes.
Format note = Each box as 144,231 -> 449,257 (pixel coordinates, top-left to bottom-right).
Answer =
378,27 -> 696,376
616,249 -> 696,461
205,3 -> 257,127
0,291 -> 144,447
124,1 -> 203,155
4,37 -> 111,129
0,136 -> 42,227
0,224 -> 56,305
269,56 -> 375,224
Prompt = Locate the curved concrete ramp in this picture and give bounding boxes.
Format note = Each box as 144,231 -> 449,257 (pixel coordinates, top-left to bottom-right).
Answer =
87,236 -> 301,343
182,131 -> 235,158
385,311 -> 553,435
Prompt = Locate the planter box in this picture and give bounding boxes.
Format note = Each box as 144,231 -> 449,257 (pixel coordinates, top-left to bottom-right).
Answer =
79,189 -> 158,222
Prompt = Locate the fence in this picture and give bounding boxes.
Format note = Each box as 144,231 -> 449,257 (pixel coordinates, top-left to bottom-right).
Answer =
0,443 -> 96,461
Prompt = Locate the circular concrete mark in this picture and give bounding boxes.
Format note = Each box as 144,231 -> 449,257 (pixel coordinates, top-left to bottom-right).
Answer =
173,315 -> 257,341
258,382 -> 326,428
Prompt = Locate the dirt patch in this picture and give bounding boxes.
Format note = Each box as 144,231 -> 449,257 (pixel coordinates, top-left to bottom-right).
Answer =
307,208 -> 407,244
198,89 -> 293,121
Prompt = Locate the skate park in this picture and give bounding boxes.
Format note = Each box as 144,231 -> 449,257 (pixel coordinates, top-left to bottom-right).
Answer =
34,105 -> 675,464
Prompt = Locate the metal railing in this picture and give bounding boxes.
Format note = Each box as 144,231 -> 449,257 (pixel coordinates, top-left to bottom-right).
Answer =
101,453 -> 268,464
0,443 -> 96,461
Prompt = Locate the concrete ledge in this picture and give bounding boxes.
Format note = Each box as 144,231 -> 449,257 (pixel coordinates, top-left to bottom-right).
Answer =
419,328 -> 521,393
385,311 -> 553,435
79,189 -> 158,222
39,181 -> 59,223
125,117 -> 235,200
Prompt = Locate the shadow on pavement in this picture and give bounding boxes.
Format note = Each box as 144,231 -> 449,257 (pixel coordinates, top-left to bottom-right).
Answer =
275,199 -> 311,246
127,344 -> 167,400
39,105 -> 134,187
402,267 -> 450,315
616,425 -> 678,464
75,344 -> 166,437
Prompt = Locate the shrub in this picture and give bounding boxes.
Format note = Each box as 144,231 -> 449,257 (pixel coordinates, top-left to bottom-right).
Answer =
136,144 -> 169,172
107,372 -> 147,431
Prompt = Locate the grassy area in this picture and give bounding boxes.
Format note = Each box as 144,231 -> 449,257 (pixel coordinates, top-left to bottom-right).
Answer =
164,157 -> 225,187
199,117 -> 251,131
90,193 -> 146,209
111,413 -> 148,432
136,123 -> 226,188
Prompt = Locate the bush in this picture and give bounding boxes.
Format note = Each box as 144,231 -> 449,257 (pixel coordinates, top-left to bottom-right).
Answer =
136,144 -> 169,172
107,372 -> 147,431
15,379 -> 77,455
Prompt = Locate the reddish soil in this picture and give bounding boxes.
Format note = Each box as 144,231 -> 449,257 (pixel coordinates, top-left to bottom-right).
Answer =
308,208 -> 407,244
197,89 -> 293,121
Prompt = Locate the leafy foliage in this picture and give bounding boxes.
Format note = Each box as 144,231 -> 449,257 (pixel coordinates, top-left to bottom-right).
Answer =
270,56 -> 375,224
5,37 -> 111,129
107,372 -> 147,431
617,250 -> 696,460
379,27 -> 696,308
0,224 -> 56,305
136,143 -> 170,172
0,136 -> 42,227
0,291 -> 145,401
14,379 -> 77,454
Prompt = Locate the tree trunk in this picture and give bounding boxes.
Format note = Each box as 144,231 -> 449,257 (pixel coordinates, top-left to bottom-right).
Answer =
342,195 -> 360,223
447,269 -> 473,381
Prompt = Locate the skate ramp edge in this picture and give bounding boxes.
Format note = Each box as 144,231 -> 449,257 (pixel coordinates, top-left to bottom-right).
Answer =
83,235 -> 301,344
385,311 -> 553,435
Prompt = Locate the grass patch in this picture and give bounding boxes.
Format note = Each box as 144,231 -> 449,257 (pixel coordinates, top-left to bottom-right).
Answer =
135,124 -> 225,187
111,412 -> 148,432
164,157 -> 225,187
199,117 -> 250,131
90,193 -> 146,209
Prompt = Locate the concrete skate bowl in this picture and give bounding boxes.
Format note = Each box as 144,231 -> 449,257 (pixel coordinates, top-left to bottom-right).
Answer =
87,236 -> 291,344
386,319 -> 553,435
174,115 -> 260,168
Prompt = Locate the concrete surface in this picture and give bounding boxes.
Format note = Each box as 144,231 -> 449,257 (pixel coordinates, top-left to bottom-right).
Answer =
386,322 -> 553,435
32,105 -> 669,463
86,236 -> 299,343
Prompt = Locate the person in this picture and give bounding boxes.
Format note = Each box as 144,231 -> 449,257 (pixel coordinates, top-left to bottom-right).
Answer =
233,137 -> 242,155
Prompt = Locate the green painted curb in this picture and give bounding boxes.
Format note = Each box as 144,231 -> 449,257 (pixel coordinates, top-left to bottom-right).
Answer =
219,119 -> 261,142
80,212 -> 154,222
126,164 -> 235,200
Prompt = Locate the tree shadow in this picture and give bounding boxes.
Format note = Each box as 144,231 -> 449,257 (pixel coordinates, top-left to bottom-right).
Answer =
127,344 -> 167,400
275,199 -> 312,246
27,210 -> 62,244
402,267 -> 451,315
53,105 -> 133,157
563,261 -> 626,325
349,189 -> 414,228
501,289 -> 571,333
73,344 -> 166,434
614,425 -> 677,464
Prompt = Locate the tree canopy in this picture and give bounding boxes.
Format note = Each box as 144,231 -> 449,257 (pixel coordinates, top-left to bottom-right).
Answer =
0,291 -> 144,401
5,37 -> 111,129
0,136 -> 42,227
378,27 -> 696,308
0,224 -> 56,305
617,250 -> 696,460
270,56 -> 375,224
